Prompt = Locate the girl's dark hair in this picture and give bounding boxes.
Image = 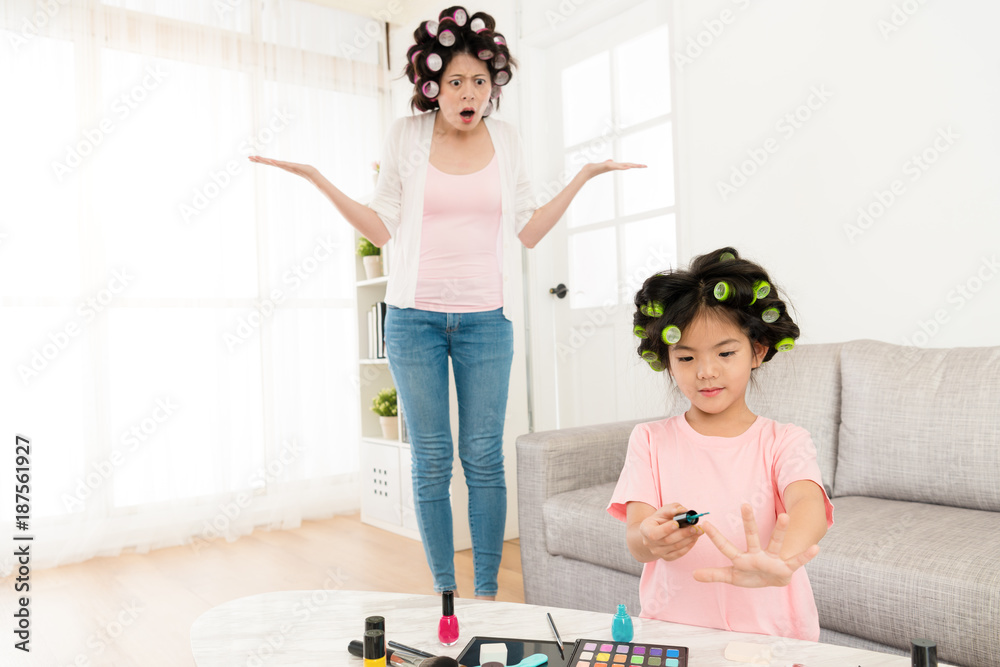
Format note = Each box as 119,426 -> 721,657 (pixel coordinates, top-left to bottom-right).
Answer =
633,247 -> 800,372
404,6 -> 517,113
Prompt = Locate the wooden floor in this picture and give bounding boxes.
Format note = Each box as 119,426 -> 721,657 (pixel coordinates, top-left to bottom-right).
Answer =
5,514 -> 523,667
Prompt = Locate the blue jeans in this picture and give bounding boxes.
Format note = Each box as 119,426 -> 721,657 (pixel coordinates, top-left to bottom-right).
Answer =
384,306 -> 512,597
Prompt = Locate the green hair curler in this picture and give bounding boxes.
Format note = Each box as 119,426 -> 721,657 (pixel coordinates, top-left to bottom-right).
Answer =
640,300 -> 664,317
661,325 -> 682,345
750,280 -> 771,304
775,337 -> 795,352
713,281 -> 731,301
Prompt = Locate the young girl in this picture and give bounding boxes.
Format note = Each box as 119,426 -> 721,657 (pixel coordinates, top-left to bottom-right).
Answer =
607,247 -> 834,641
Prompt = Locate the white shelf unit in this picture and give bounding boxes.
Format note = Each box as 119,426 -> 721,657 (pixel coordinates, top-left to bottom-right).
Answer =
354,233 -> 472,551
355,240 -> 420,540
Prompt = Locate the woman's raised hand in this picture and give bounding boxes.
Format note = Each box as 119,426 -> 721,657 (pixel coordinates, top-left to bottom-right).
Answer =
248,155 -> 319,181
693,503 -> 819,588
581,159 -> 647,179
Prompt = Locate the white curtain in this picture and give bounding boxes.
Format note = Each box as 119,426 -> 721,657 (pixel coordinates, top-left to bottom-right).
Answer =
0,0 -> 384,570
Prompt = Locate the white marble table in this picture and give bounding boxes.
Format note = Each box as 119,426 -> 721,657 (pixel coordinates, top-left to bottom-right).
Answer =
190,590 -> 930,667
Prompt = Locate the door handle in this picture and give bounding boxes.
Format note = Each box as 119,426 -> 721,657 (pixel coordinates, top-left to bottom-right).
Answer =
549,283 -> 568,299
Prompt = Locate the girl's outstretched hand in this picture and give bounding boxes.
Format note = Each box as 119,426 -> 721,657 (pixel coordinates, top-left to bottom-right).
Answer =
248,155 -> 318,181
693,503 -> 819,588
581,159 -> 647,179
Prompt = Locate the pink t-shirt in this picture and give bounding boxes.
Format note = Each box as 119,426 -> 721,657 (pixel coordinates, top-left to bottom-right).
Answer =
414,153 -> 503,313
607,415 -> 834,641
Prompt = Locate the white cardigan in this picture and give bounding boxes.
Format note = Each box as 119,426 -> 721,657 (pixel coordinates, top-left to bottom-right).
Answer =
368,111 -> 535,321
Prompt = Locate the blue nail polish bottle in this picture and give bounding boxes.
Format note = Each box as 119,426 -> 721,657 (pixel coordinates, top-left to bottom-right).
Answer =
612,604 -> 633,642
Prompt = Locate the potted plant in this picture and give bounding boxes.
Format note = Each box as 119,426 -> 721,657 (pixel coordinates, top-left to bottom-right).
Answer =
372,387 -> 398,440
357,237 -> 382,280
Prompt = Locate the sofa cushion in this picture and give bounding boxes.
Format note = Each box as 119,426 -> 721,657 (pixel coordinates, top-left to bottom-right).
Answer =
747,342 -> 843,498
543,482 -> 643,577
835,341 -> 1000,510
807,496 -> 1000,667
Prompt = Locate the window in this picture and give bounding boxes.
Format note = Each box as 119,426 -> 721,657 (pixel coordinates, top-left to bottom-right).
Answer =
561,24 -> 678,309
0,0 -> 383,566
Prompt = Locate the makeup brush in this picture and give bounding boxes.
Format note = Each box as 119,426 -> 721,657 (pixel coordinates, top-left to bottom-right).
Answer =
348,640 -> 425,666
418,657 -> 459,667
546,612 -> 564,659
389,641 -> 437,658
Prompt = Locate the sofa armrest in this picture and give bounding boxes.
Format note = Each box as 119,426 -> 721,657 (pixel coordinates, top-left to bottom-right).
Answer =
516,418 -> 648,605
517,419 -> 645,499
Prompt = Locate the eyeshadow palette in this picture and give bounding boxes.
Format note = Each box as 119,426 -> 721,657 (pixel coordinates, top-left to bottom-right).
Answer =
565,640 -> 688,667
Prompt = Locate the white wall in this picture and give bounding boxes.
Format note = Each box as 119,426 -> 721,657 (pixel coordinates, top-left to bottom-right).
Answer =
670,0 -> 1000,348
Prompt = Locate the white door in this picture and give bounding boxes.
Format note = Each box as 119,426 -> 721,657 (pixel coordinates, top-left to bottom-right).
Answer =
521,5 -> 680,431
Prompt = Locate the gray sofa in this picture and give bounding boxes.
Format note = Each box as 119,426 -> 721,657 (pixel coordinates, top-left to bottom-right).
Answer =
517,340 -> 1000,667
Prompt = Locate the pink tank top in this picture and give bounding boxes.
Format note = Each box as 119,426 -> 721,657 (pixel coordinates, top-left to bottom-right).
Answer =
414,153 -> 503,312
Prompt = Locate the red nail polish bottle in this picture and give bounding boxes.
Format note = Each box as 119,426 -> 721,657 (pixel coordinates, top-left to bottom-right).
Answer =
438,590 -> 459,646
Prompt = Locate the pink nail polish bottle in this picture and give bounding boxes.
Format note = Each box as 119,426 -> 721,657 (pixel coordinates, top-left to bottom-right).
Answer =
438,590 -> 459,646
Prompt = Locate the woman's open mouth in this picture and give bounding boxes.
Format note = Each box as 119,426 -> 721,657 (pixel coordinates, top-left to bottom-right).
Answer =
459,107 -> 476,122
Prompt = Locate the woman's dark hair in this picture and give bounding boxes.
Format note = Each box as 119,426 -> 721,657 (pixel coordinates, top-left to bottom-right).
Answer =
404,6 -> 517,113
633,246 -> 800,372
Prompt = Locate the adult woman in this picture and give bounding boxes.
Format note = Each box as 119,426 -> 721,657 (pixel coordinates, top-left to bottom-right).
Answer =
250,5 -> 644,599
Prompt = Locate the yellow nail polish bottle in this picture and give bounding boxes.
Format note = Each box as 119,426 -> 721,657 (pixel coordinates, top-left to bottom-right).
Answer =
365,630 -> 386,667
